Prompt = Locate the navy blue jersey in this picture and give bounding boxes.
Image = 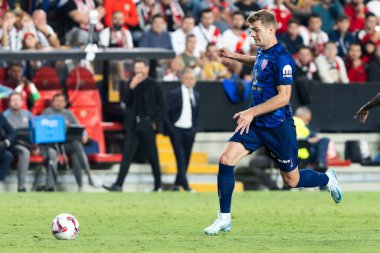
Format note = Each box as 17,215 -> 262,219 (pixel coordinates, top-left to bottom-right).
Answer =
250,42 -> 295,128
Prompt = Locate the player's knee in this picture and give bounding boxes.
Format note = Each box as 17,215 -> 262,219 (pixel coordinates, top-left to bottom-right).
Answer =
219,152 -> 235,166
283,177 -> 298,188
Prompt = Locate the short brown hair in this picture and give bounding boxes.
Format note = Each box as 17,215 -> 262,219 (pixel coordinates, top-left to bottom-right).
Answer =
247,10 -> 277,28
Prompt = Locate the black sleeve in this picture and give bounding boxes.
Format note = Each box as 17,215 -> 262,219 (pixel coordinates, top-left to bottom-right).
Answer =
62,0 -> 78,15
153,82 -> 165,125
124,81 -> 134,107
0,114 -> 15,145
163,92 -> 174,134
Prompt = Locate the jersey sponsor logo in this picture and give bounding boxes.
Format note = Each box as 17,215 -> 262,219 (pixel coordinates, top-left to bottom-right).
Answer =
282,65 -> 292,78
252,85 -> 263,92
277,158 -> 291,164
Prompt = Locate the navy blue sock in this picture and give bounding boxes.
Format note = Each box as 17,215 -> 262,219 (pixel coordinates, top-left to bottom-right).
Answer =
218,164 -> 235,213
296,169 -> 329,188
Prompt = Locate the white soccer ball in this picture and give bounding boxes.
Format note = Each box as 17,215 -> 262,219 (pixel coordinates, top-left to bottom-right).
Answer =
51,213 -> 80,240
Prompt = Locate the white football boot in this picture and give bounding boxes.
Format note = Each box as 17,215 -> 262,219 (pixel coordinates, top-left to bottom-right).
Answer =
204,213 -> 231,236
326,169 -> 343,204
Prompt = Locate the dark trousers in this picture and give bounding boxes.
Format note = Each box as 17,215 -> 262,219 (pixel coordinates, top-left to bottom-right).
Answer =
309,137 -> 330,168
0,149 -> 13,181
116,118 -> 161,189
169,127 -> 196,190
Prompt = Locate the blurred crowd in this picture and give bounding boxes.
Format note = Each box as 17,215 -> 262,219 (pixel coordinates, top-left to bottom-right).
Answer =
0,0 -> 378,84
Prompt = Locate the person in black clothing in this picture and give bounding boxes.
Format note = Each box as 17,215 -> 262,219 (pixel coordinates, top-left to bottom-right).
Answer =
234,0 -> 260,21
277,19 -> 304,55
0,113 -> 15,188
104,59 -> 165,192
367,44 -> 380,82
165,68 -> 200,191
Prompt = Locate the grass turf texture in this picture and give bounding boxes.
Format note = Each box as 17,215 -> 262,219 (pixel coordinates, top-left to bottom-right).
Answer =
0,192 -> 379,253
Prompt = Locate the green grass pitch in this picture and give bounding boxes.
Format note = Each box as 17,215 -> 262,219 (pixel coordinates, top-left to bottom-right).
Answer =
0,192 -> 379,253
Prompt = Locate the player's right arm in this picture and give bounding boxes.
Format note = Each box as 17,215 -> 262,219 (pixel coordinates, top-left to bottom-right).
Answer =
354,92 -> 380,123
217,47 -> 256,67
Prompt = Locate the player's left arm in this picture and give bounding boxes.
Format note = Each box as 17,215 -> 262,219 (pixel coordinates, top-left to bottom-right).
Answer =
234,85 -> 291,134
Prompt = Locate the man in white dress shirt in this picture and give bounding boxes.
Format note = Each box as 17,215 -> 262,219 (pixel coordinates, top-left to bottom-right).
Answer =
164,69 -> 200,191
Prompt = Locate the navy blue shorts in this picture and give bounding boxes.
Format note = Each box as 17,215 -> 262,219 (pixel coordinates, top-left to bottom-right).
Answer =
228,117 -> 298,172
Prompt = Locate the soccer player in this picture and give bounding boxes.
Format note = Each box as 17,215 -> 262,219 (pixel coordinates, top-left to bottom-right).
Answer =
354,93 -> 380,123
203,10 -> 342,236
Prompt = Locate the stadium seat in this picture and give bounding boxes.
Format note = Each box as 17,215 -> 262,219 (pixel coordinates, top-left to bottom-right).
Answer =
31,66 -> 61,115
66,67 -> 121,163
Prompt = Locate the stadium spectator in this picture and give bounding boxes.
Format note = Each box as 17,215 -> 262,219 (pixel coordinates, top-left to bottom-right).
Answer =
0,1 -> 11,18
283,0 -> 317,25
180,34 -> 199,67
362,40 -> 376,63
277,18 -> 304,55
31,9 -> 60,49
222,11 -> 250,55
0,112 -> 14,191
210,1 -> 231,34
366,0 -> 380,19
99,11 -> 133,48
159,0 -> 185,32
193,9 -> 222,57
234,0 -> 260,20
136,0 -> 161,32
265,0 -> 293,34
294,46 -> 319,81
99,11 -> 134,81
138,14 -> 173,49
42,93 -> 94,192
163,56 -> 185,81
344,0 -> 368,33
345,43 -> 367,83
367,44 -> 380,82
171,15 -> 195,55
356,13 -> 380,46
60,0 -> 105,46
0,11 -> 23,51
3,92 -> 58,192
164,68 -> 200,192
4,63 -> 40,107
294,106 -> 330,171
301,14 -> 329,56
311,0 -> 344,33
103,0 -> 138,28
103,59 -> 165,192
201,43 -> 230,80
315,41 -> 349,83
328,15 -> 357,57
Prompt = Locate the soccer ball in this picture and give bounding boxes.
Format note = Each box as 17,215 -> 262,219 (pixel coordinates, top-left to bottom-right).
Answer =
51,213 -> 80,240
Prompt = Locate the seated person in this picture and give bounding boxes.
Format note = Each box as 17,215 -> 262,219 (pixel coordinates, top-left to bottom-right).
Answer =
3,63 -> 40,108
235,147 -> 281,190
3,92 -> 58,192
0,112 -> 14,191
42,93 -> 96,191
201,43 -> 230,81
294,106 -> 330,171
315,42 -> 349,84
